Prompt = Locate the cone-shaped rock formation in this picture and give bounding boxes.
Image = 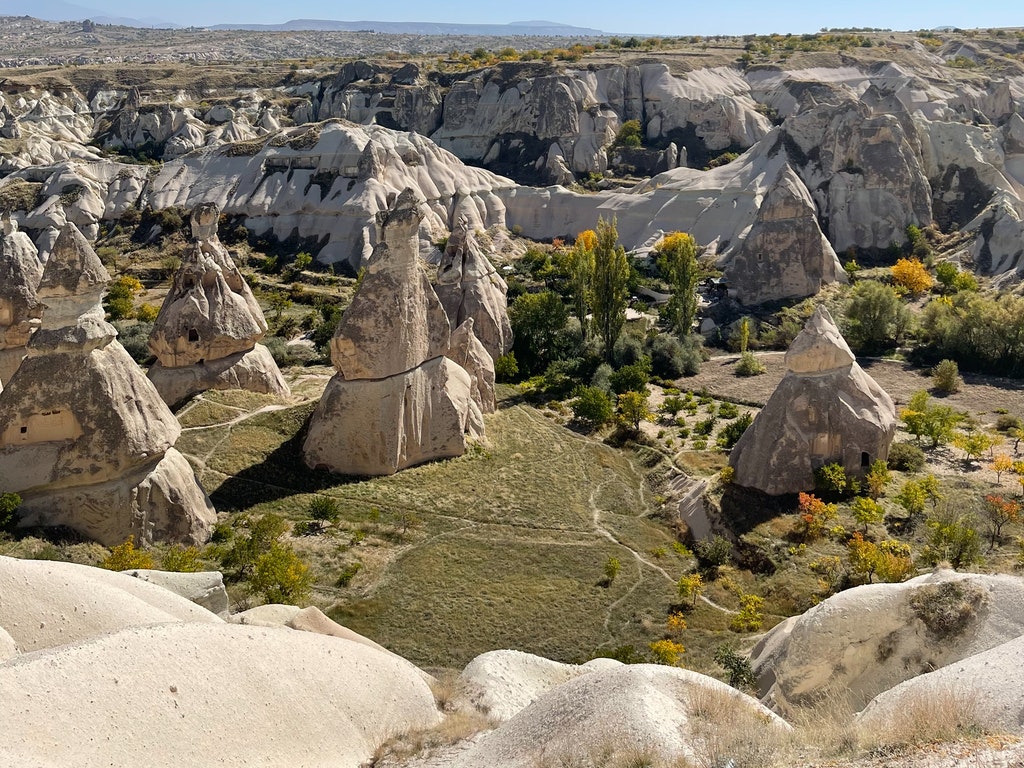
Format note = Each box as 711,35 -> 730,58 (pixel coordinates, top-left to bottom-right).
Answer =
0,214 -> 43,384
147,202 -> 289,405
304,189 -> 484,476
729,306 -> 897,495
436,215 -> 513,361
448,317 -> 496,415
0,222 -> 215,545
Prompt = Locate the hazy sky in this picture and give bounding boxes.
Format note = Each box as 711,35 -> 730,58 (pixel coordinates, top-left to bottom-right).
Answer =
39,0 -> 1024,34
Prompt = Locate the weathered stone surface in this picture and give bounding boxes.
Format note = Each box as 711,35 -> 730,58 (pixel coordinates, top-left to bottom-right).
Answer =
0,555 -> 222,655
0,622 -> 441,768
729,307 -> 896,495
122,569 -> 229,616
752,570 -> 1024,715
148,343 -> 289,407
305,189 -> 484,476
436,215 -> 513,360
445,662 -> 790,768
448,318 -> 496,414
148,203 -> 287,403
304,356 -> 483,476
0,214 -> 43,382
724,164 -> 844,305
0,222 -> 215,545
0,626 -> 16,662
330,189 -> 451,380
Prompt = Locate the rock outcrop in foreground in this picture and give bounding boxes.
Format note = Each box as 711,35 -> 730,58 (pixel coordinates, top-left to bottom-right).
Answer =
750,569 -> 1024,715
303,189 -> 484,476
0,223 -> 215,545
0,213 -> 43,384
729,306 -> 897,495
147,202 -> 289,405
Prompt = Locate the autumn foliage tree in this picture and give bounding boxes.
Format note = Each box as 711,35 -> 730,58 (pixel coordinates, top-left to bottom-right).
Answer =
982,495 -> 1020,550
891,257 -> 934,295
795,492 -> 838,541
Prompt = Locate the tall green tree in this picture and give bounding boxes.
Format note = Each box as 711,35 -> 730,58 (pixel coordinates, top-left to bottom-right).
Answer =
565,230 -> 596,343
590,217 -> 630,362
508,290 -> 569,375
655,232 -> 699,336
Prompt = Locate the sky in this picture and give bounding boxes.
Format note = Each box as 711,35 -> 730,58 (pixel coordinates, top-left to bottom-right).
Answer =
18,0 -> 1024,34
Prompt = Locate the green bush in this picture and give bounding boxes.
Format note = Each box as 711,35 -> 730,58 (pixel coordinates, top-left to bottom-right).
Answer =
336,562 -> 362,587
613,119 -> 643,148
932,359 -> 963,394
814,462 -> 855,499
249,542 -> 312,604
921,510 -> 981,569
0,492 -> 21,532
571,385 -> 615,428
495,352 -> 519,382
101,536 -> 154,571
609,358 -> 651,394
307,496 -> 341,528
714,645 -> 757,692
162,546 -> 203,572
735,351 -> 765,377
888,442 -> 929,473
695,535 -> 732,576
716,412 -> 753,449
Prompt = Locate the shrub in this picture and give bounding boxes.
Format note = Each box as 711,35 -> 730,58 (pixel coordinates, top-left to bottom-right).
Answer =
647,333 -> 691,378
695,535 -> 732,575
718,401 -> 739,419
609,358 -> 651,394
714,645 -> 757,691
909,581 -> 985,639
307,496 -> 341,528
932,359 -> 962,394
135,303 -> 159,322
865,459 -> 890,499
887,442 -> 925,472
336,562 -> 362,587
921,510 -> 982,569
249,541 -> 312,604
996,414 -> 1022,433
730,594 -> 765,632
613,119 -> 643,148
649,638 -> 685,666
162,546 -> 203,572
0,492 -> 21,532
795,493 -> 838,541
716,412 -> 752,449
735,351 -> 765,376
852,497 -> 885,533
604,557 -> 621,584
678,572 -> 704,606
494,352 -> 519,382
891,257 -> 933,295
101,536 -> 154,571
571,385 -> 615,428
814,462 -> 855,499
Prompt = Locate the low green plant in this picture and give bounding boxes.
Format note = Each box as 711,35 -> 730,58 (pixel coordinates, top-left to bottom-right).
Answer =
714,645 -> 757,692
0,492 -> 20,532
162,546 -> 203,572
735,351 -> 766,376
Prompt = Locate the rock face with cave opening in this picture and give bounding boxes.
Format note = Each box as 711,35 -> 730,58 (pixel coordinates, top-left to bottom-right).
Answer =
146,202 -> 289,406
728,306 -> 896,495
0,214 -> 43,385
0,222 -> 215,545
303,188 -> 483,476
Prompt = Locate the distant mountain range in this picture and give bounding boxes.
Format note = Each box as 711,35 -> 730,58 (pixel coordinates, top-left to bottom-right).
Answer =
210,19 -> 604,36
2,3 -> 604,36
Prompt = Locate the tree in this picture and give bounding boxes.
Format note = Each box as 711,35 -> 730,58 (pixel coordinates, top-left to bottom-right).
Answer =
250,541 -> 312,604
896,479 -> 927,520
843,280 -> 911,353
993,454 -> 1014,485
609,358 -> 651,394
852,497 -> 885,533
677,572 -> 704,607
848,533 -> 913,583
307,495 -> 341,532
571,385 -> 615,428
0,492 -> 20,532
604,556 -> 622,584
618,390 -> 651,431
865,459 -> 890,499
900,391 -> 961,448
655,232 -> 699,336
922,510 -> 981,568
981,495 -> 1020,550
649,638 -> 685,665
566,232 -> 596,342
795,492 -> 838,541
952,430 -> 995,466
105,275 -> 143,320
714,645 -> 757,692
730,594 -> 765,632
101,536 -> 154,571
590,217 -> 631,362
509,290 -> 569,375
891,257 -> 934,295
614,119 -> 643,148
